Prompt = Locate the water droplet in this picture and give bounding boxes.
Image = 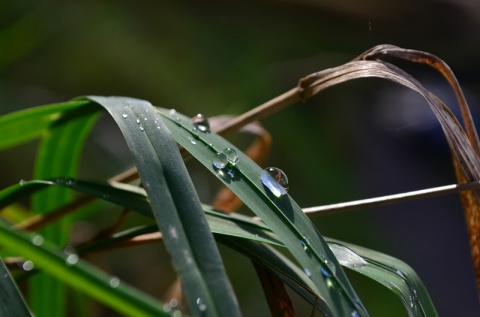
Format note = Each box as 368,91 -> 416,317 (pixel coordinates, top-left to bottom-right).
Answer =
261,167 -> 289,197
227,169 -> 235,178
139,126 -> 144,131
144,117 -> 148,121
169,109 -> 177,116
351,310 -> 360,317
326,278 -> 334,288
304,268 -> 312,277
324,259 -> 337,275
196,297 -> 207,312
22,260 -> 34,271
191,114 -> 210,133
222,148 -> 238,165
19,179 -> 26,186
64,245 -> 76,255
163,304 -> 172,313
300,238 -> 310,251
32,235 -> 45,246
122,113 -> 128,119
65,179 -> 74,186
320,266 -> 332,278
212,152 -> 228,170
109,277 -> 120,288
329,243 -> 367,269
136,118 -> 140,124
169,298 -> 178,308
188,136 -> 197,145
191,127 -> 199,136
66,254 -> 79,266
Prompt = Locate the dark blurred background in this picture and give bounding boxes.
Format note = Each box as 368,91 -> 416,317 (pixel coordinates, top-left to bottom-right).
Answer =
1,0 -> 480,316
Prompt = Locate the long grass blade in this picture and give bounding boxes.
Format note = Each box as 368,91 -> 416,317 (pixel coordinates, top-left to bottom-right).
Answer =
29,102 -> 100,317
83,96 -> 241,317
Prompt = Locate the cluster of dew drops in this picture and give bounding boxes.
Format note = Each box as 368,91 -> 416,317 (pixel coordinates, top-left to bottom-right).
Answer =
167,110 -> 290,197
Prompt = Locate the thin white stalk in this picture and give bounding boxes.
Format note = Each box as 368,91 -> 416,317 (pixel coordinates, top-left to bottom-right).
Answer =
303,181 -> 480,217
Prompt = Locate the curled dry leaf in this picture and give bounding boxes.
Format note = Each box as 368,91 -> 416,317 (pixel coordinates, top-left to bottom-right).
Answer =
355,45 -> 480,294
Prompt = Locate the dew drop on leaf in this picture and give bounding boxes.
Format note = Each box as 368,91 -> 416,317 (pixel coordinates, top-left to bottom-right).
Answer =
213,152 -> 228,170
136,118 -> 140,124
66,254 -> 79,266
304,268 -> 312,277
122,113 -> 128,119
261,167 -> 289,197
31,235 -> 44,246
351,310 -> 360,317
22,260 -> 34,271
320,266 -> 332,278
222,147 -> 238,165
188,136 -> 197,145
196,297 -> 207,312
109,277 -> 120,288
191,114 -> 210,133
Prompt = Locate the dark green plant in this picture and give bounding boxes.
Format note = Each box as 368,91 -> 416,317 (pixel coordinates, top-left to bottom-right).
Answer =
0,45 -> 478,316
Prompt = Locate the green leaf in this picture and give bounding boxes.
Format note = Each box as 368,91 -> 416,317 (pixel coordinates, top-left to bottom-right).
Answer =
83,96 -> 241,317
0,222 -> 170,317
0,100 -> 95,150
0,257 -> 33,317
157,106 -> 367,316
29,102 -> 101,317
325,238 -> 438,317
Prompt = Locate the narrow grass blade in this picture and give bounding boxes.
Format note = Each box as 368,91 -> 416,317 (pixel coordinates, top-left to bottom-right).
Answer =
29,103 -> 100,317
0,257 -> 33,317
157,107 -> 367,316
325,238 -> 438,317
0,100 -> 95,150
83,96 -> 241,317
0,223 -> 169,317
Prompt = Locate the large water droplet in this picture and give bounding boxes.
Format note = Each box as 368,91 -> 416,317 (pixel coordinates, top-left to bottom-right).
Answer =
212,152 -> 228,170
329,243 -> 367,269
122,113 -> 128,119
109,277 -> 120,288
22,260 -> 34,271
222,148 -> 238,165
261,167 -> 289,197
196,297 -> 207,312
192,114 -> 210,133
32,235 -> 45,246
